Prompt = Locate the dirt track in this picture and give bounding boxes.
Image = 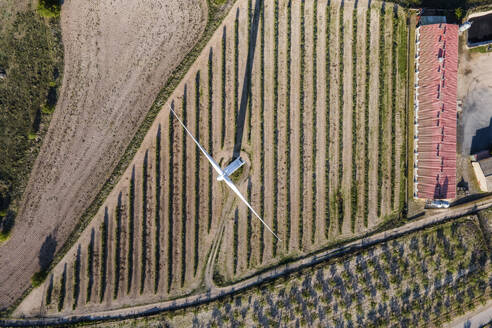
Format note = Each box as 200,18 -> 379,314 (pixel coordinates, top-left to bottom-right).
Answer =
0,0 -> 207,310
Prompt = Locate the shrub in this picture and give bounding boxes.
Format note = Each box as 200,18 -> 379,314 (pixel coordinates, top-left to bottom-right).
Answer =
86,229 -> 95,302
31,270 -> 48,288
58,264 -> 67,312
45,275 -> 54,306
37,0 -> 61,18
99,211 -> 108,302
114,196 -> 122,299
72,245 -> 81,309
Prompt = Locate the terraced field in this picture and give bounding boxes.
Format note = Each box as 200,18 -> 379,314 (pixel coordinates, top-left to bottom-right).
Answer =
14,0 -> 409,317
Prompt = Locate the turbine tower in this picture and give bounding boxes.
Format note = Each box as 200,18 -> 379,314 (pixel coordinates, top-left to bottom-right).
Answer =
169,105 -> 280,241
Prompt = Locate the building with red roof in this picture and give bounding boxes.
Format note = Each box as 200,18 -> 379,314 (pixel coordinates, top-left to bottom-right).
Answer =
414,23 -> 458,200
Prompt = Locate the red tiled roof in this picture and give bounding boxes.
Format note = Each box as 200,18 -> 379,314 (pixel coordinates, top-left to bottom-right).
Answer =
415,23 -> 458,199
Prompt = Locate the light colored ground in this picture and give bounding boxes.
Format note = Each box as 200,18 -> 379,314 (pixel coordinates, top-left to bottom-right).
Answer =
12,0 -> 408,318
0,0 -> 207,311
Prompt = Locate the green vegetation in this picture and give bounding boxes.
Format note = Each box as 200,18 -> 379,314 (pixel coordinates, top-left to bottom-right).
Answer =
127,168 -> 135,294
207,50 -> 214,233
37,0 -> 61,17
247,0 -> 253,143
286,0 -> 292,251
86,229 -> 95,302
351,3 -> 358,233
259,0 -> 266,263
57,264 -> 66,312
247,179 -> 252,267
221,27 -> 227,148
114,197 -> 122,299
273,0 -> 280,257
72,245 -> 81,309
233,209 -> 239,275
312,0 -> 318,244
154,127 -> 161,293
363,6 -> 371,227
325,3 -> 331,238
181,93 -> 188,288
168,114 -> 175,293
338,2 -> 345,234
99,212 -> 108,302
194,72 -> 201,277
377,4 -> 386,217
390,9 -> 398,210
0,8 -> 63,240
299,0 -> 306,250
234,12 -> 239,147
141,152 -> 148,294
45,275 -> 53,306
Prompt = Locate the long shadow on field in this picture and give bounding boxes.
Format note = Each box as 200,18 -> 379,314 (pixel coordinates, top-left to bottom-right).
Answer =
233,0 -> 262,159
38,234 -> 57,273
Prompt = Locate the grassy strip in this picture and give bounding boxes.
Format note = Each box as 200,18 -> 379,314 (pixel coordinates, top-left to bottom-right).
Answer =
350,3 -> 358,233
86,229 -> 95,303
273,0 -> 279,257
11,1 -> 234,316
338,2 -> 344,234
167,114 -> 175,293
398,13 -> 408,213
233,209 -> 239,275
286,0 -> 292,251
99,211 -> 108,302
207,51 -> 214,233
363,5 -> 371,227
377,5 -> 386,218
299,0 -> 305,250
181,93 -> 188,288
247,179 -> 252,267
247,0 -> 253,143
57,264 -> 67,312
259,0 -> 265,263
72,245 -> 81,310
311,0 -> 318,244
154,127 -> 161,293
234,12 -> 239,147
127,168 -> 135,294
140,152 -> 148,294
194,73 -> 201,277
325,2 -> 331,239
221,27 -> 227,149
390,8 -> 398,210
113,196 -> 122,299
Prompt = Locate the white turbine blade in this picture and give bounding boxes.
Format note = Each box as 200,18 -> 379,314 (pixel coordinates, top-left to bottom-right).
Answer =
224,176 -> 281,241
168,105 -> 223,175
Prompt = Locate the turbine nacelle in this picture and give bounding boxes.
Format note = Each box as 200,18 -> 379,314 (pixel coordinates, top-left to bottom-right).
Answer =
217,157 -> 245,181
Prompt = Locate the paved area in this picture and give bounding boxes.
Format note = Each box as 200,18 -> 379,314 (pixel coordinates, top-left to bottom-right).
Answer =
446,300 -> 492,328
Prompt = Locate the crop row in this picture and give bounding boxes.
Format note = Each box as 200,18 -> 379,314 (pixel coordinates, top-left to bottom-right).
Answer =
114,195 -> 122,298
127,167 -> 135,293
180,93 -> 187,288
234,13 -> 239,147
167,115 -> 175,293
154,126 -> 161,293
377,5 -> 386,217
363,5 -> 371,227
311,0 -> 318,244
350,2 -> 358,232
273,0 -> 279,256
221,28 -> 227,148
259,0 -> 266,263
207,51 -> 214,233
337,2 -> 344,234
194,72 -> 201,277
140,152 -> 148,294
72,245 -> 81,309
285,0 -> 292,251
299,0 -> 305,249
99,210 -> 108,302
324,2 -> 331,238
233,209 -> 239,274
390,9 -> 398,210
247,0 -> 253,143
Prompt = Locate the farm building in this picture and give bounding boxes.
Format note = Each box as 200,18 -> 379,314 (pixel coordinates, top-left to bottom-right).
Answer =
414,23 -> 458,200
472,156 -> 492,192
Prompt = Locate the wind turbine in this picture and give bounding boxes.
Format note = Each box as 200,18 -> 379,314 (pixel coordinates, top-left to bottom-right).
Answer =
169,105 -> 281,241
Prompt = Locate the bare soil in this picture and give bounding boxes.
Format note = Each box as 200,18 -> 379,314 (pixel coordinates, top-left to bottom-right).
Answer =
0,0 -> 207,311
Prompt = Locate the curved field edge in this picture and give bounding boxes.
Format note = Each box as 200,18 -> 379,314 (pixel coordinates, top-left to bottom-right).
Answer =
2,198 -> 492,326
0,0 -> 235,317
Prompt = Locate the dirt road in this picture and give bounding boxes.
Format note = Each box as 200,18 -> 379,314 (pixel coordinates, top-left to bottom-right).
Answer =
4,195 -> 492,326
0,0 -> 207,310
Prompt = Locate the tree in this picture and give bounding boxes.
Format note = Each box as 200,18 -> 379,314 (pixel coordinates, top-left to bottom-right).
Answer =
455,8 -> 464,21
